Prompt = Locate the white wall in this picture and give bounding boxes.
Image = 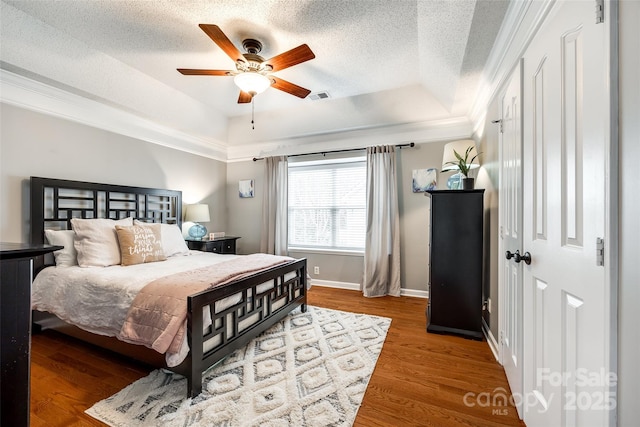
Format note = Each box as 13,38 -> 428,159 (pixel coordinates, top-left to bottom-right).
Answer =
617,1 -> 640,424
397,140 -> 451,293
225,159 -> 264,255
0,103 -> 227,243
475,98 -> 501,339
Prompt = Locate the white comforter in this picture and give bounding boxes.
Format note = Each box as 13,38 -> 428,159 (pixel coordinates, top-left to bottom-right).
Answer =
32,251 -> 240,366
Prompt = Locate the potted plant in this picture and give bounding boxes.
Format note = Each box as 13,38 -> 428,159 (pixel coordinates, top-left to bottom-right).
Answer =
444,146 -> 480,190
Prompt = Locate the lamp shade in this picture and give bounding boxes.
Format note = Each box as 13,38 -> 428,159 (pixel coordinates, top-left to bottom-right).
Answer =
441,139 -> 480,172
234,72 -> 271,95
185,204 -> 210,223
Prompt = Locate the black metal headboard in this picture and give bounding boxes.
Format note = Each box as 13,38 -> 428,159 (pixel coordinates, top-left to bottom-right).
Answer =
30,177 -> 182,247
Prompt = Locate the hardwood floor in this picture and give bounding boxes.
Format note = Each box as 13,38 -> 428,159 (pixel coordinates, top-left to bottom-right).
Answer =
30,286 -> 524,426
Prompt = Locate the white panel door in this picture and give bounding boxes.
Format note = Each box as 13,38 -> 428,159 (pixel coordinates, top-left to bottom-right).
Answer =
499,59 -> 523,419
521,1 -> 610,426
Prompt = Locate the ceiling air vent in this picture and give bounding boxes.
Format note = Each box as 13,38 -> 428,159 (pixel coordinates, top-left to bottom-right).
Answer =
309,91 -> 331,101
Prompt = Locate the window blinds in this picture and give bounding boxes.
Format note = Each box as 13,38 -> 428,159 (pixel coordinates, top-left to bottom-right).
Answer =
288,159 -> 366,251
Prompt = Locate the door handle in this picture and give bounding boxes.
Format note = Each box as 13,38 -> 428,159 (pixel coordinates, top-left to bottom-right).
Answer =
505,250 -> 519,260
506,250 -> 532,265
519,251 -> 532,265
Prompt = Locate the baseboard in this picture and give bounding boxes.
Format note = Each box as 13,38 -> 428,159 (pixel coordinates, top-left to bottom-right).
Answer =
401,288 -> 428,299
311,279 -> 428,298
311,279 -> 360,291
482,318 -> 500,362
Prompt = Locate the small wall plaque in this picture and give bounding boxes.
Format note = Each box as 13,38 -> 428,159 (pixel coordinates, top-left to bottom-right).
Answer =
239,179 -> 254,198
412,168 -> 437,193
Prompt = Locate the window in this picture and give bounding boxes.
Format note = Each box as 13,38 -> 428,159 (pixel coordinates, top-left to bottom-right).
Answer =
288,157 -> 366,252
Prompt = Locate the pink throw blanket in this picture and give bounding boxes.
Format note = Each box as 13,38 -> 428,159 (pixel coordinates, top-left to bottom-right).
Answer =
119,253 -> 292,354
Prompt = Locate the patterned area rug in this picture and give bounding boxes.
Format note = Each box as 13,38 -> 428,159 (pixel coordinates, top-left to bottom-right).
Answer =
86,306 -> 391,427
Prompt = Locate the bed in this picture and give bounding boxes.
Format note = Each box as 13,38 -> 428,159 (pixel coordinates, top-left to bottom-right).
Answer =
29,176 -> 307,398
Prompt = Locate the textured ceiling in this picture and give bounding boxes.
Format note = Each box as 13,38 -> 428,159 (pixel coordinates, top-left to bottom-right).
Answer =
0,0 -> 509,148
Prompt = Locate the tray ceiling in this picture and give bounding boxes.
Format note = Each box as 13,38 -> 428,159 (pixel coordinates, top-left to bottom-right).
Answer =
1,0 -> 509,150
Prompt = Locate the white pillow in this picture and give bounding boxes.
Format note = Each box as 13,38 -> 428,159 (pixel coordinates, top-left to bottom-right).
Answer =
134,220 -> 189,257
71,217 -> 133,267
161,223 -> 190,257
44,229 -> 78,267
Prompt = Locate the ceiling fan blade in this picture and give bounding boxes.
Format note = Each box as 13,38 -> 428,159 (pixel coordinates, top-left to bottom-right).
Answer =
264,44 -> 315,72
177,69 -> 231,76
271,76 -> 311,99
199,24 -> 245,64
238,91 -> 253,103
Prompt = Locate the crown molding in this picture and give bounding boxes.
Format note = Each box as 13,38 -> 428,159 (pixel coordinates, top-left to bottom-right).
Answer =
469,0 -> 556,128
2,68 -> 473,164
227,116 -> 473,162
0,69 -> 228,162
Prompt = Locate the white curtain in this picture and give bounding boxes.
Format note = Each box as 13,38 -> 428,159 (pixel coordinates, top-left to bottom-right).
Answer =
260,156 -> 288,255
363,145 -> 401,297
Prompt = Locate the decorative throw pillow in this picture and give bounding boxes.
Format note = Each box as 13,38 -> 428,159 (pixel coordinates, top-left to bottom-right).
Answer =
115,224 -> 166,266
133,220 -> 190,257
71,217 -> 133,267
44,229 -> 78,267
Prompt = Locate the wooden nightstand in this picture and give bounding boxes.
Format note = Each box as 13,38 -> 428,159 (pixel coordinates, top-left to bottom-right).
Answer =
185,236 -> 240,254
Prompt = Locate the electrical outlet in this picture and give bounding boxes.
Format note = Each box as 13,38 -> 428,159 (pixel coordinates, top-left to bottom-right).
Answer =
314,266 -> 320,275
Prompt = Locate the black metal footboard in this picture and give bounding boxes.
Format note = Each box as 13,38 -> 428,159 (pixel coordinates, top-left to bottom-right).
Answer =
183,258 -> 307,398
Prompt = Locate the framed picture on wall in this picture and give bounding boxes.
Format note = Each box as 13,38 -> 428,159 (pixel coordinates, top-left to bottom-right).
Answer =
239,179 -> 254,198
412,168 -> 437,193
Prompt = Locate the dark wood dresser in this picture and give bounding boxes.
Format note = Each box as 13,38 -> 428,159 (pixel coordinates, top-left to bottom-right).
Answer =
425,190 -> 484,340
1,243 -> 62,427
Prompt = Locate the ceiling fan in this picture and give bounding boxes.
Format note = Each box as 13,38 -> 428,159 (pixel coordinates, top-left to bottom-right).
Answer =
178,24 -> 315,103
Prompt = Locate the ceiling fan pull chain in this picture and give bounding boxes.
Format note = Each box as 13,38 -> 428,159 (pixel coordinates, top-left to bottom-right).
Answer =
251,96 -> 255,130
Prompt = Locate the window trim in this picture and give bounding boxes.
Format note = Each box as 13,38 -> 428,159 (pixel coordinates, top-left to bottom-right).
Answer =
287,246 -> 364,257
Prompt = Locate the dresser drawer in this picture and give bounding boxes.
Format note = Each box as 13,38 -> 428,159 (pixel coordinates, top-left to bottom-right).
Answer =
221,239 -> 236,254
203,240 -> 225,253
186,237 -> 240,254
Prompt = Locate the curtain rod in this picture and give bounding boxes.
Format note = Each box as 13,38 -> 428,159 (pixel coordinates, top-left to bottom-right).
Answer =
252,142 -> 415,161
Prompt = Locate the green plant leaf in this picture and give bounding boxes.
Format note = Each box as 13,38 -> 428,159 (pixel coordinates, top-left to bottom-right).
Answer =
443,146 -> 482,176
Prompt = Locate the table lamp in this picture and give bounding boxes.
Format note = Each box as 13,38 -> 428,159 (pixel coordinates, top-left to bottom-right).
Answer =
185,203 -> 210,240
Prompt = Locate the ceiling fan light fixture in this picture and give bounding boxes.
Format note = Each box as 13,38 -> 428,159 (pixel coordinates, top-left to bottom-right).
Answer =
234,72 -> 271,96
178,25 -> 314,103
